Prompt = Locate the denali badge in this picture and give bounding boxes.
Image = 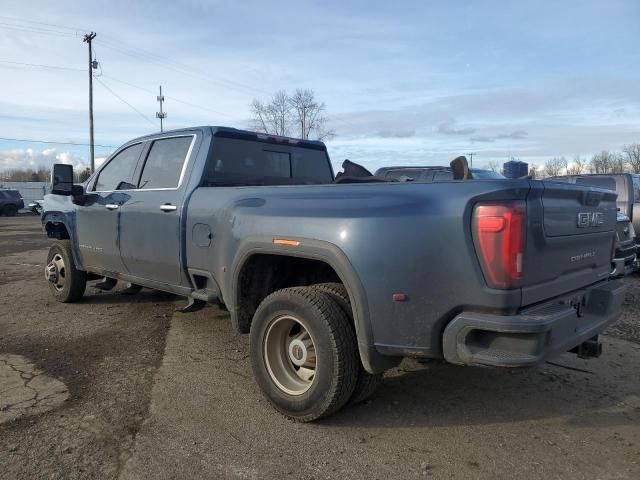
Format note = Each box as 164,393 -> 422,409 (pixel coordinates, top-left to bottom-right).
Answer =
570,251 -> 596,262
577,211 -> 604,228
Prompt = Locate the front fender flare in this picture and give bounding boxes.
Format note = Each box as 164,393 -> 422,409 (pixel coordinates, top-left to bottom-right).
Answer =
42,211 -> 84,271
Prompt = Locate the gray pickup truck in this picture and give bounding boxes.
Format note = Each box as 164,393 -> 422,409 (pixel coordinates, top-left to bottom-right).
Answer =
42,126 -> 625,421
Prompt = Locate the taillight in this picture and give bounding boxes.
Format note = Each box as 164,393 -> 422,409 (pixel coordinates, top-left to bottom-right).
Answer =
472,201 -> 526,289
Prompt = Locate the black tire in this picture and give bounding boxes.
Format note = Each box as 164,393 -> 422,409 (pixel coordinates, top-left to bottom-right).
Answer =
3,204 -> 18,216
311,283 -> 383,404
250,287 -> 359,422
45,240 -> 87,303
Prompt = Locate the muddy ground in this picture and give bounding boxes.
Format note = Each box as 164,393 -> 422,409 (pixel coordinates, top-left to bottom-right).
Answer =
1,215 -> 639,479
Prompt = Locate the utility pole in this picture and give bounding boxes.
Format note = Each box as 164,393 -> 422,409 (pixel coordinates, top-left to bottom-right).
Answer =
156,85 -> 166,132
83,32 -> 97,173
467,152 -> 476,168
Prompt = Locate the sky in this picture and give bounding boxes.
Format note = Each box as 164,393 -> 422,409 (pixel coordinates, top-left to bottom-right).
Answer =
0,0 -> 639,174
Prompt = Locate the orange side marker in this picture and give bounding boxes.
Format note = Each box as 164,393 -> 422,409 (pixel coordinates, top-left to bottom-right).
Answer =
273,239 -> 301,247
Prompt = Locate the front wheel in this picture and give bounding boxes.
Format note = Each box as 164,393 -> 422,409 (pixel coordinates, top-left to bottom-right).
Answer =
45,240 -> 87,302
250,287 -> 359,422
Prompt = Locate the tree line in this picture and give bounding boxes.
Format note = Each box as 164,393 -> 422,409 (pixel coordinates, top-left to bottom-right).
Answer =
486,143 -> 640,178
1,166 -> 91,183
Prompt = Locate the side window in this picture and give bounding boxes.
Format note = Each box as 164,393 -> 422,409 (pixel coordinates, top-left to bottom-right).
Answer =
138,137 -> 193,189
94,143 -> 144,191
633,177 -> 640,203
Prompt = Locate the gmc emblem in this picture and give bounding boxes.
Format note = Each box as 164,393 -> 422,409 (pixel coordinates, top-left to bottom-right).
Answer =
577,211 -> 604,228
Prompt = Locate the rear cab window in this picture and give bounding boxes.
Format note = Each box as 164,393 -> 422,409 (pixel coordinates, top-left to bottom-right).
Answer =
203,137 -> 333,186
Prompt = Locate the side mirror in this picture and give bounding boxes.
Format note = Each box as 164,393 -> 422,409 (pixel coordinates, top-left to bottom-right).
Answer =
51,164 -> 74,195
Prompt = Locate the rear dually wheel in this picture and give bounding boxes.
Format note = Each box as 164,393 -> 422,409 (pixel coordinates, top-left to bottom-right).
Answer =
250,287 -> 359,422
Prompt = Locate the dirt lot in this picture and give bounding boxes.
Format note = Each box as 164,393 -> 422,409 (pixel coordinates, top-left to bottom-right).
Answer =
1,215 -> 639,479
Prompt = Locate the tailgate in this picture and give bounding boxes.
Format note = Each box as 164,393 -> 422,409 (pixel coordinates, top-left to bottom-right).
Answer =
521,181 -> 617,306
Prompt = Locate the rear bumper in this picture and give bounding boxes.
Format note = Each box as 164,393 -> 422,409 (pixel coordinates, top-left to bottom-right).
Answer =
442,280 -> 626,367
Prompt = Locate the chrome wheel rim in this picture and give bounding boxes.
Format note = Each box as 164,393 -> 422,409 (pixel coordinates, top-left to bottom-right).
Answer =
264,315 -> 317,396
45,253 -> 66,292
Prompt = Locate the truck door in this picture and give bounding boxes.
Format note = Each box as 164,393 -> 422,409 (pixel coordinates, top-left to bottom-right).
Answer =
119,135 -> 196,286
76,142 -> 144,273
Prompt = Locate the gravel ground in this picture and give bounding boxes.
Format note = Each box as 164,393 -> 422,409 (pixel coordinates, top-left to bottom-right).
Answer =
1,215 -> 639,479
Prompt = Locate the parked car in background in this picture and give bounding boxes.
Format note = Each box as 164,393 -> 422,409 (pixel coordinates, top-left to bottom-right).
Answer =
0,189 -> 25,216
550,173 -> 640,242
29,200 -> 44,215
374,165 -> 505,182
42,127 -> 624,421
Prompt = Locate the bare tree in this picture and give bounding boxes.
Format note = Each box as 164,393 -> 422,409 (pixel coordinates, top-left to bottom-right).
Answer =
566,155 -> 586,175
613,154 -> 626,173
544,156 -> 567,177
1,167 -> 51,182
77,168 -> 92,182
591,150 -> 623,173
288,89 -> 334,140
528,163 -> 538,178
623,143 -> 640,173
250,90 -> 291,137
487,160 -> 501,172
250,89 -> 335,141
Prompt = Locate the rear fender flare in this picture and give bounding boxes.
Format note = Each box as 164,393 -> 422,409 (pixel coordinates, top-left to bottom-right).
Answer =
229,236 -> 399,374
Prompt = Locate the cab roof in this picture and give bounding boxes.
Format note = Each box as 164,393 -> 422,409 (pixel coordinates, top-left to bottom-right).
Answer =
128,126 -> 327,151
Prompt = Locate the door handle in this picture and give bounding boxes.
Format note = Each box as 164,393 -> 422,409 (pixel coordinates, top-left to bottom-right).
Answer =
105,204 -> 119,210
160,204 -> 177,212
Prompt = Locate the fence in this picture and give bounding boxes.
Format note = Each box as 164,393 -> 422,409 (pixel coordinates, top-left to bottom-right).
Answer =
0,181 -> 50,210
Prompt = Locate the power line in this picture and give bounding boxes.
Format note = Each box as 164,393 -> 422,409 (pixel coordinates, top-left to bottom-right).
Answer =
94,76 -> 157,127
0,136 -> 115,148
101,74 -> 235,118
96,37 -> 270,96
0,23 -> 78,38
0,15 -> 84,33
0,58 -> 236,119
1,14 -> 270,98
0,59 -> 83,71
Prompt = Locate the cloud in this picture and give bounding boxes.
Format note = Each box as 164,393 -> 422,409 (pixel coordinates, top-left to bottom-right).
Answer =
376,129 -> 416,138
0,147 -> 87,172
470,130 -> 528,143
437,120 -> 476,135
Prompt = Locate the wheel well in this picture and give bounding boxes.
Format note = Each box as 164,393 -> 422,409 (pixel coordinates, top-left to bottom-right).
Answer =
45,221 -> 70,240
235,254 -> 342,333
